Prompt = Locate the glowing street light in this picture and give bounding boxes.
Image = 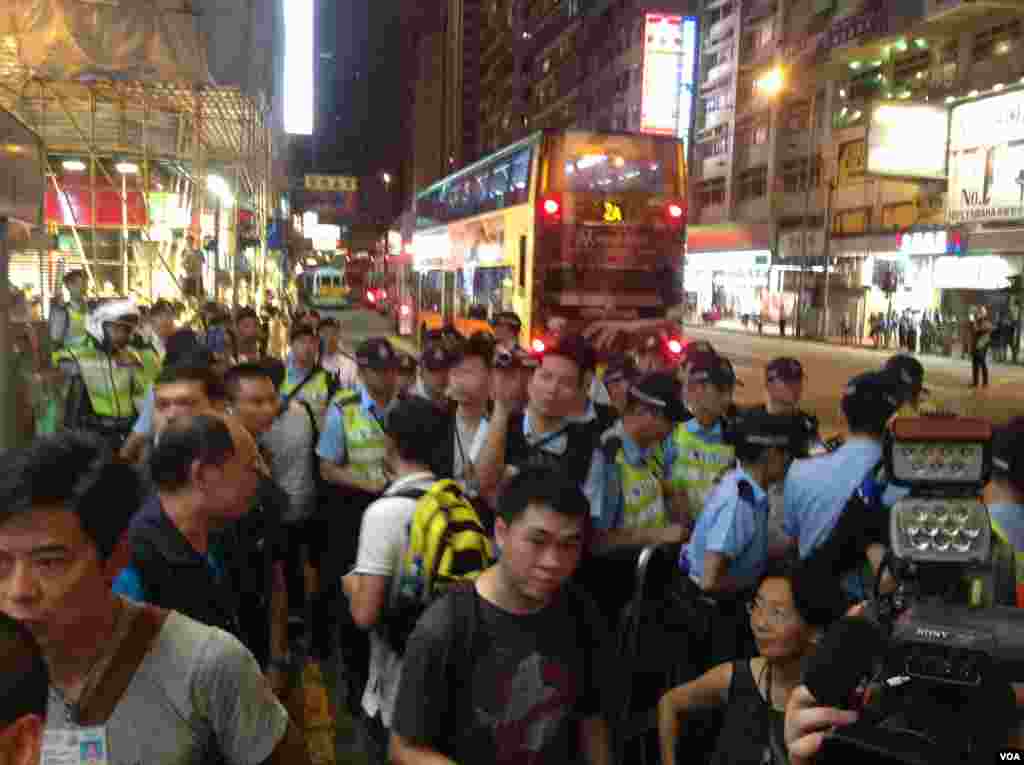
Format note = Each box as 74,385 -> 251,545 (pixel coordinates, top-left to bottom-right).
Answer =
757,68 -> 785,98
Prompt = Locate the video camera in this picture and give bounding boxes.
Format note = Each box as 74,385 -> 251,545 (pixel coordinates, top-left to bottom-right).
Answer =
816,417 -> 1024,764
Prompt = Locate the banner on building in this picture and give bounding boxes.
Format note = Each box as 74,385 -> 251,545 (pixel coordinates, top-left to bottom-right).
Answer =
304,175 -> 358,193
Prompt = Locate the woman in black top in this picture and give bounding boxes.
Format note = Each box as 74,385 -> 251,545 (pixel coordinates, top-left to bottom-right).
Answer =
657,561 -> 846,765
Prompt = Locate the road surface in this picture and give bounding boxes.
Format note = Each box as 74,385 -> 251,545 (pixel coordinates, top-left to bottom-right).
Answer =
328,308 -> 1024,435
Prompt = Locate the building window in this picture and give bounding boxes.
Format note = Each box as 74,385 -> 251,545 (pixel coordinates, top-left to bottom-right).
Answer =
698,124 -> 730,158
780,157 -> 821,193
696,178 -> 727,207
736,166 -> 767,201
833,207 -> 870,235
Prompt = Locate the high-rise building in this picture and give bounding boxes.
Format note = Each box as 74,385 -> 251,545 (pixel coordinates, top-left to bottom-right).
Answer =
687,0 -> 1024,342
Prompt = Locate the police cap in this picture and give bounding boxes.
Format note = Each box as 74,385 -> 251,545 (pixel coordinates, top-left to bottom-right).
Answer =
355,337 -> 400,369
841,371 -> 903,424
726,408 -> 812,455
421,342 -> 460,371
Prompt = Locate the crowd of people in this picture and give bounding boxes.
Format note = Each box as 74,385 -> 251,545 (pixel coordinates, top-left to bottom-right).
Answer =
0,283 -> 1023,765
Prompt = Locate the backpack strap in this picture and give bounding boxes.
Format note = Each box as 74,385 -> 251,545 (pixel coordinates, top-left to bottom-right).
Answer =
390,488 -> 428,502
77,605 -> 170,725
282,366 -> 322,408
332,391 -> 361,411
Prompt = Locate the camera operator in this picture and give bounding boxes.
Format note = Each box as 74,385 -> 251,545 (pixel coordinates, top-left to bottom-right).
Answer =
989,418 -> 1024,608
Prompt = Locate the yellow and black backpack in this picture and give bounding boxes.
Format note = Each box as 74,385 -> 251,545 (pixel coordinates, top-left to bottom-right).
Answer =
380,479 -> 494,654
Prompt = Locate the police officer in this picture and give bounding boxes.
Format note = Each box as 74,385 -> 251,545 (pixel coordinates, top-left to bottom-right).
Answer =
663,352 -> 741,526
594,372 -> 687,553
53,299 -> 146,449
48,269 -> 90,348
490,310 -> 523,351
681,408 -> 812,666
783,371 -> 904,599
988,419 -> 1024,608
884,353 -> 930,416
596,353 -> 639,417
414,341 -> 458,408
317,337 -> 401,505
280,323 -> 338,427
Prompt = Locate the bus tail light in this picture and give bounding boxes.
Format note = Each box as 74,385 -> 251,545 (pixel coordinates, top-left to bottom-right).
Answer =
666,202 -> 685,225
380,290 -> 388,300
667,338 -> 683,356
366,290 -> 376,303
540,194 -> 562,222
531,338 -> 546,354
400,304 -> 411,317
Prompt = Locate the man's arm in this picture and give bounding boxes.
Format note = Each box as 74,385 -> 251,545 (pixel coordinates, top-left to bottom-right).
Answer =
476,400 -> 511,496
579,717 -> 611,765
319,459 -> 385,495
389,734 -> 457,765
261,722 -> 312,765
592,526 -> 687,555
344,573 -> 389,629
316,405 -> 386,494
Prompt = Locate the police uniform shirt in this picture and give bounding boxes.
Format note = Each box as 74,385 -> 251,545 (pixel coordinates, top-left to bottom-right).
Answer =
316,384 -> 390,465
782,437 -> 883,558
596,423 -> 675,531
684,466 -> 770,591
519,411 -> 606,521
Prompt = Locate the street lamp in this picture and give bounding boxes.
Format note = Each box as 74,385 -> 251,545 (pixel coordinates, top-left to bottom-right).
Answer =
757,68 -> 785,99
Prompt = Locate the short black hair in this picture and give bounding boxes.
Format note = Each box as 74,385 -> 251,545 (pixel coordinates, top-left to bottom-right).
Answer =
843,406 -> 888,438
164,329 -> 202,366
497,466 -> 590,525
0,432 -> 143,560
149,415 -> 236,493
155,363 -> 224,402
261,357 -> 287,389
382,397 -> 451,472
224,362 -> 276,400
758,559 -> 847,629
460,332 -> 496,367
0,612 -> 48,727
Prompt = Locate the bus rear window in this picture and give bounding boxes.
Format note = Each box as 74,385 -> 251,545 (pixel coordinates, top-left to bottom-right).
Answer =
550,132 -> 680,195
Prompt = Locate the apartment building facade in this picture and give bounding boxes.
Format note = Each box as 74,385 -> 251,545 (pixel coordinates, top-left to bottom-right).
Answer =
689,0 -> 1024,338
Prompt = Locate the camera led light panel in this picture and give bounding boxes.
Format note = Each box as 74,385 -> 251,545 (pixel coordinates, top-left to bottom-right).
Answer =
890,441 -> 985,484
891,499 -> 991,564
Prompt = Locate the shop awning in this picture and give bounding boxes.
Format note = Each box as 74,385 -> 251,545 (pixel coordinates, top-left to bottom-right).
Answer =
686,223 -> 775,254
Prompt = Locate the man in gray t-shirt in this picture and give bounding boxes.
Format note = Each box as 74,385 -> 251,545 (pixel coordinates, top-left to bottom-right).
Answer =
0,430 -> 310,765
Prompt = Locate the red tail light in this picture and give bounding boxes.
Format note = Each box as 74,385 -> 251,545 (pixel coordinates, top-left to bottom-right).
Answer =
667,202 -> 685,224
539,194 -> 562,222
366,290 -> 375,303
380,290 -> 388,299
531,338 -> 546,353
667,338 -> 683,355
400,304 -> 411,316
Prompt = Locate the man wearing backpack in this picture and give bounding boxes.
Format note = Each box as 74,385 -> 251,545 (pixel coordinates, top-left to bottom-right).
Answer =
389,465 -> 612,765
342,396 -> 488,763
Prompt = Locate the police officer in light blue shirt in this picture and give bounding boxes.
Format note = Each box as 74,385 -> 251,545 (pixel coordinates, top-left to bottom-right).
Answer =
783,371 -> 904,598
681,408 -> 812,666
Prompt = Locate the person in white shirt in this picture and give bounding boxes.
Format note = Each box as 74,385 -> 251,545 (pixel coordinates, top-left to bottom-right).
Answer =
448,334 -> 495,498
318,318 -> 359,390
342,397 -> 451,764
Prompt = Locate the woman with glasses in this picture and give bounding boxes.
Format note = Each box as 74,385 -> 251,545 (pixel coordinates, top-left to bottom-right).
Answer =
658,562 -> 846,765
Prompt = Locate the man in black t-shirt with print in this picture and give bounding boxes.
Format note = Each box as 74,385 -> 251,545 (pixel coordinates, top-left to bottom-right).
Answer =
389,465 -> 612,765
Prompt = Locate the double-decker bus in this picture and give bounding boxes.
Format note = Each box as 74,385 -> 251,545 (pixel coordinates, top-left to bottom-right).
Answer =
298,266 -> 350,310
406,129 -> 687,351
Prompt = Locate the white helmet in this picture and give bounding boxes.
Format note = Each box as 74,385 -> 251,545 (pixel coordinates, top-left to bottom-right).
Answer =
87,298 -> 140,344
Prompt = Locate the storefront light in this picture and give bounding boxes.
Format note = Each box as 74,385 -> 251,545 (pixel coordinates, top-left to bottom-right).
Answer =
115,162 -> 139,175
62,159 -> 86,172
207,174 -> 234,206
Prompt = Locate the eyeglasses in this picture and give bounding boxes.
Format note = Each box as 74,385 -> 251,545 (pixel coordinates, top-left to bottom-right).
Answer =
746,597 -> 799,626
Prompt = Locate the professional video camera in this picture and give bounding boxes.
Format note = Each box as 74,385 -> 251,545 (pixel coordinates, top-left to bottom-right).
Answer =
811,417 -> 1024,765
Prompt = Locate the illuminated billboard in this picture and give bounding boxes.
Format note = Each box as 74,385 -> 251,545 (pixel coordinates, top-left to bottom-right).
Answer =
866,103 -> 948,180
640,13 -> 698,153
948,90 -> 1024,224
283,0 -> 314,135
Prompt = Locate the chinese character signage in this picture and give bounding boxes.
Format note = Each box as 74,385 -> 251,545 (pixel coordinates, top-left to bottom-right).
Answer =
948,90 -> 1024,224
304,174 -> 358,192
640,13 -> 698,153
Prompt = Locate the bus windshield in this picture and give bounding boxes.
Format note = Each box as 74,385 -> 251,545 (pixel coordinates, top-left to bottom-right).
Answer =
549,131 -> 681,195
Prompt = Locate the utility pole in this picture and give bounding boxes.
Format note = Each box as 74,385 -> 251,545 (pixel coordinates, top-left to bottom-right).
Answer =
796,87 -> 818,339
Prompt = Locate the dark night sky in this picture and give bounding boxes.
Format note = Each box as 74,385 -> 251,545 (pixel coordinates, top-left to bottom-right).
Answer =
294,0 -> 407,178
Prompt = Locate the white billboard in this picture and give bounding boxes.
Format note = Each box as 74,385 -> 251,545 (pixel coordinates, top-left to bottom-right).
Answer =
640,14 -> 698,154
948,90 -> 1024,224
866,103 -> 948,180
283,0 -> 314,135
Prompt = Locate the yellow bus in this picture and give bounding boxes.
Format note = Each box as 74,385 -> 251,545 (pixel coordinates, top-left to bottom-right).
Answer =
406,128 -> 687,350
299,266 -> 350,310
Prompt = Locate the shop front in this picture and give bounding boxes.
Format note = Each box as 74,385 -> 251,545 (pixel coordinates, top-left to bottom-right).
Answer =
684,223 -> 773,318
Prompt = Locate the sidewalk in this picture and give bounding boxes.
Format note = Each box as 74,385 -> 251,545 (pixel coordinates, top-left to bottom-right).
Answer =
687,318 -> 1023,370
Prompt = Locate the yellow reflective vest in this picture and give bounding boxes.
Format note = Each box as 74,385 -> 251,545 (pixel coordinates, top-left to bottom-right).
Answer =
330,388 -> 389,484
54,340 -> 143,420
282,367 -> 336,426
663,423 -> 735,523
603,429 -> 668,529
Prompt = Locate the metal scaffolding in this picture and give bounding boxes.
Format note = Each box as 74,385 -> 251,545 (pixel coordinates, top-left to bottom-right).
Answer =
0,34 -> 275,310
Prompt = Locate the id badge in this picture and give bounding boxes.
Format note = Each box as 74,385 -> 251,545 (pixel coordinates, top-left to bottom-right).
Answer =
41,726 -> 109,765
